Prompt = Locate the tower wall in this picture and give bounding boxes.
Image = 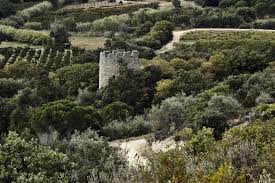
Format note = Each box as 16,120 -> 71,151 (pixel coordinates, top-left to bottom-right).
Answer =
99,50 -> 139,89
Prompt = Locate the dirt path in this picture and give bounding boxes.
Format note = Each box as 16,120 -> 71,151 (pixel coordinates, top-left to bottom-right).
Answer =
111,138 -> 149,166
110,137 -> 180,166
157,28 -> 275,53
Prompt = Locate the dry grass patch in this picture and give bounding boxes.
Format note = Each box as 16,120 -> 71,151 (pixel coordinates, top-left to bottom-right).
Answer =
70,36 -> 107,50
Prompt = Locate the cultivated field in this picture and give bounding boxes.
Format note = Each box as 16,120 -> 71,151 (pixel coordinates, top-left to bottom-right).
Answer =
181,29 -> 275,43
0,41 -> 43,49
70,36 -> 107,50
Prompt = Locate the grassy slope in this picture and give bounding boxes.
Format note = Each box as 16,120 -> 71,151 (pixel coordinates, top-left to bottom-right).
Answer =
180,30 -> 275,43
69,36 -> 107,50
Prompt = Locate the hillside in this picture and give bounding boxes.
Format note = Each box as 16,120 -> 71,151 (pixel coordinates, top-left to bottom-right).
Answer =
0,0 -> 275,182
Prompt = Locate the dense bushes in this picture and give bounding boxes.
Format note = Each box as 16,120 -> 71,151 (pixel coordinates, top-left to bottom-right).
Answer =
143,121 -> 275,182
218,0 -> 275,17
0,0 -> 16,19
90,14 -> 130,32
3,120 -> 275,182
233,71 -> 275,107
101,101 -> 134,123
100,65 -> 164,114
0,25 -> 48,45
0,78 -> 25,98
150,21 -> 174,44
102,116 -> 152,140
0,132 -> 72,182
30,2 -> 159,29
66,129 -> 127,182
131,7 -> 173,26
194,0 -> 275,18
192,8 -> 243,28
49,20 -> 70,49
53,63 -> 99,96
31,100 -> 102,136
1,1 -> 275,181
135,20 -> 174,49
252,19 -> 275,29
24,21 -> 43,30
149,85 -> 241,139
0,129 -> 129,183
0,1 -> 52,27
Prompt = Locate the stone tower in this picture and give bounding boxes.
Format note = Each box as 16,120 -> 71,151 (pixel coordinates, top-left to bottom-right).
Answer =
99,50 -> 140,89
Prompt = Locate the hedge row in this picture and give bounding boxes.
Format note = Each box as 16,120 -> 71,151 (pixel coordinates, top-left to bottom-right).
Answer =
0,1 -> 52,27
30,2 -> 159,29
0,25 -> 49,45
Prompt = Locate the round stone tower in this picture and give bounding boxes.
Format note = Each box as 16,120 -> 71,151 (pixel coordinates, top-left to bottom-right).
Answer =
99,50 -> 140,89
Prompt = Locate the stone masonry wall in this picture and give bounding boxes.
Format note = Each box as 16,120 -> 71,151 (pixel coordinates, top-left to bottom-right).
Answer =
99,50 -> 139,89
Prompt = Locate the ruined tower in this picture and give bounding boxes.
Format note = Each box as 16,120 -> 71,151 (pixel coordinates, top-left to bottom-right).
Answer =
99,50 -> 140,89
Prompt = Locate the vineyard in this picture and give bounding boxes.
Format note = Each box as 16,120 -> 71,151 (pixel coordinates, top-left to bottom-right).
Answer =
0,47 -> 79,71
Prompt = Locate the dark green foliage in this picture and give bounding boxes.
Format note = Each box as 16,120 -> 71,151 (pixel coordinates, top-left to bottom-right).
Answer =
49,0 -> 59,8
199,108 -> 227,139
150,20 -> 174,45
0,131 -> 72,182
49,20 -> 70,50
135,20 -> 174,49
173,69 -> 214,96
0,0 -> 16,19
236,7 -> 256,22
53,63 -> 99,96
194,0 -> 220,7
0,79 -> 25,98
0,98 -> 15,136
66,129 -> 127,182
105,39 -> 156,59
102,116 -> 152,140
172,0 -> 181,9
2,60 -> 43,79
219,0 -> 237,8
217,0 -> 275,16
71,48 -> 102,64
192,8 -> 243,28
1,1 -> 275,181
100,65 -> 163,114
145,121 -> 275,182
30,3 -> 158,29
31,100 -> 102,136
101,101 -> 134,123
236,71 -> 275,107
150,86 -> 241,139
256,103 -> 275,121
8,88 -> 41,133
135,21 -> 154,36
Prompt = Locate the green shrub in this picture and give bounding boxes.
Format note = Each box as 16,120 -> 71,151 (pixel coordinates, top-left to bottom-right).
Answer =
31,100 -> 102,136
0,79 -> 25,98
0,0 -> 16,19
67,129 -> 127,182
24,22 -> 43,30
101,101 -> 134,123
256,103 -> 275,121
0,1 -> 52,27
91,14 -> 130,32
102,116 -> 152,140
0,131 -> 73,183
30,3 -> 159,29
0,25 -> 48,45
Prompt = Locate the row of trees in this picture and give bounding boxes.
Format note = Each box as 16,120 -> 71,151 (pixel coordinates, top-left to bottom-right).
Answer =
0,1 -> 52,27
193,0 -> 275,16
0,48 -> 74,70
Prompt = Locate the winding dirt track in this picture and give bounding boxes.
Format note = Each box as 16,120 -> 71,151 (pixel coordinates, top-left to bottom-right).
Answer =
157,28 -> 275,53
110,137 -> 179,166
